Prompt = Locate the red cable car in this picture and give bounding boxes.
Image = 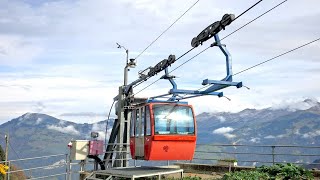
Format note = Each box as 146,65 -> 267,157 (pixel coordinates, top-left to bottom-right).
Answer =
130,102 -> 197,160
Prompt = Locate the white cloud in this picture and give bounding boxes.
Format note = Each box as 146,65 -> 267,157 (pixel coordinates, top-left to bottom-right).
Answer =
92,122 -> 105,132
47,125 -> 80,135
213,127 -> 234,134
293,129 -> 300,135
213,127 -> 236,139
0,35 -> 43,66
58,120 -> 66,126
224,133 -> 236,139
264,135 -> 275,139
302,130 -> 320,138
59,112 -> 108,124
250,137 -> 260,143
277,134 -> 287,138
90,122 -> 112,141
35,117 -> 42,124
271,98 -> 319,111
217,116 -> 226,123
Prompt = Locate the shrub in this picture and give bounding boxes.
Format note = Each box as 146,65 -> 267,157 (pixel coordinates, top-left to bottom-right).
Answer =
257,163 -> 313,180
222,170 -> 269,180
221,163 -> 314,180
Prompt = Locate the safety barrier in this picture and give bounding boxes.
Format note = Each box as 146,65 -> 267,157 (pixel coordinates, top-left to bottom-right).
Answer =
1,143 -> 319,180
0,153 -> 68,180
190,144 -> 320,167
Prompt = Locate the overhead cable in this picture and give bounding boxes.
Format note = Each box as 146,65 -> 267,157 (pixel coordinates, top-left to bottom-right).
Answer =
134,0 -> 200,61
133,0 -> 280,96
221,0 -> 288,41
233,0 -> 263,22
132,0 -> 266,90
185,37 -> 320,95
233,37 -> 320,76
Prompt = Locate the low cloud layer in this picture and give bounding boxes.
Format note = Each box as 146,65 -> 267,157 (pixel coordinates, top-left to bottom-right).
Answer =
271,98 -> 319,111
302,130 -> 320,138
47,125 -> 80,135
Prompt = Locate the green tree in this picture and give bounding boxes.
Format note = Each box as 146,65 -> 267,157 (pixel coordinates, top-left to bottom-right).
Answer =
0,145 -> 5,180
0,145 -> 5,161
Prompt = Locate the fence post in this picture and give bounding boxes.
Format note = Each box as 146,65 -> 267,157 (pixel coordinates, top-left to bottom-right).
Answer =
7,161 -> 10,180
65,154 -> 68,180
67,153 -> 72,180
271,146 -> 275,165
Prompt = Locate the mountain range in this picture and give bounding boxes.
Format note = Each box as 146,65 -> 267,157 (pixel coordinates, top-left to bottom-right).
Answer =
0,98 -> 319,171
196,99 -> 320,145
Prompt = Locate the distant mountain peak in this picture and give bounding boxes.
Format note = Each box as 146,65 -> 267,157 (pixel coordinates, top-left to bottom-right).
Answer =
269,98 -> 319,112
303,98 -> 318,104
5,112 -> 65,127
303,98 -> 320,108
238,108 -> 258,117
239,108 -> 256,113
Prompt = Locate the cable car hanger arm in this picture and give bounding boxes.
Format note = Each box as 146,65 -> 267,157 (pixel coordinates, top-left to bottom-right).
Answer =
152,33 -> 242,101
119,13 -> 243,102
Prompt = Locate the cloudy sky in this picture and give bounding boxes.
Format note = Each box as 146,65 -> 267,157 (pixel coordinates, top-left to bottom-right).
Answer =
0,0 -> 319,124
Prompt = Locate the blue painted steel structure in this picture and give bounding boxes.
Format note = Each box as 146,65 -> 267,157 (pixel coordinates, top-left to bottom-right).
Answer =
149,33 -> 242,102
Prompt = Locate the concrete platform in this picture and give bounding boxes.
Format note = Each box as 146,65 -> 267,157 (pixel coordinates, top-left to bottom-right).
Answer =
175,162 -> 255,173
89,166 -> 183,180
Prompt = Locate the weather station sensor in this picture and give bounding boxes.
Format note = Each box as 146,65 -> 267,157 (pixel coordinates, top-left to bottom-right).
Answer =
91,132 -> 99,139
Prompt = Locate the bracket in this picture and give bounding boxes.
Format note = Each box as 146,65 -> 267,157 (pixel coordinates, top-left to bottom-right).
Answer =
150,33 -> 242,102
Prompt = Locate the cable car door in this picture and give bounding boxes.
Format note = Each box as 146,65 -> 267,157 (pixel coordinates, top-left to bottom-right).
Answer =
135,107 -> 145,158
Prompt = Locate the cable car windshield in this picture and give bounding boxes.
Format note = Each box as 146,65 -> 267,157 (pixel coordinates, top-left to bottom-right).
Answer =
153,104 -> 195,135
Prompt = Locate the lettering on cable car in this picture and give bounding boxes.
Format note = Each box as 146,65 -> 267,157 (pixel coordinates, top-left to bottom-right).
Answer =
163,145 -> 169,152
148,55 -> 176,77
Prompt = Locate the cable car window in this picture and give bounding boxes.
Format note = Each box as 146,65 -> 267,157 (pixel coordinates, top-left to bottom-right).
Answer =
145,107 -> 151,136
141,107 -> 145,136
130,110 -> 135,137
135,109 -> 140,137
153,105 -> 194,135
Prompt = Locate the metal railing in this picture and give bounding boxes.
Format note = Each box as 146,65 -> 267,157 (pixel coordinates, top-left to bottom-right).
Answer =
190,144 -> 320,167
0,153 -> 69,180
1,144 -> 319,180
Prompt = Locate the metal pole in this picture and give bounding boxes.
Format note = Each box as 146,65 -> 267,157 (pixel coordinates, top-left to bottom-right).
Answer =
80,160 -> 86,172
68,150 -> 71,180
125,111 -> 131,167
4,134 -> 9,180
271,146 -> 275,165
124,49 -> 129,86
7,161 -> 10,180
65,154 -> 68,180
115,86 -> 126,167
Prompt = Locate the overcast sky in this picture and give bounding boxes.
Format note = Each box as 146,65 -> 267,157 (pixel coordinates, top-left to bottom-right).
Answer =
0,0 -> 319,124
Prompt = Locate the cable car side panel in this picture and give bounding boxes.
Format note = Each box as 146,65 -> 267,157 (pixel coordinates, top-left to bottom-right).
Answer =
146,103 -> 197,160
